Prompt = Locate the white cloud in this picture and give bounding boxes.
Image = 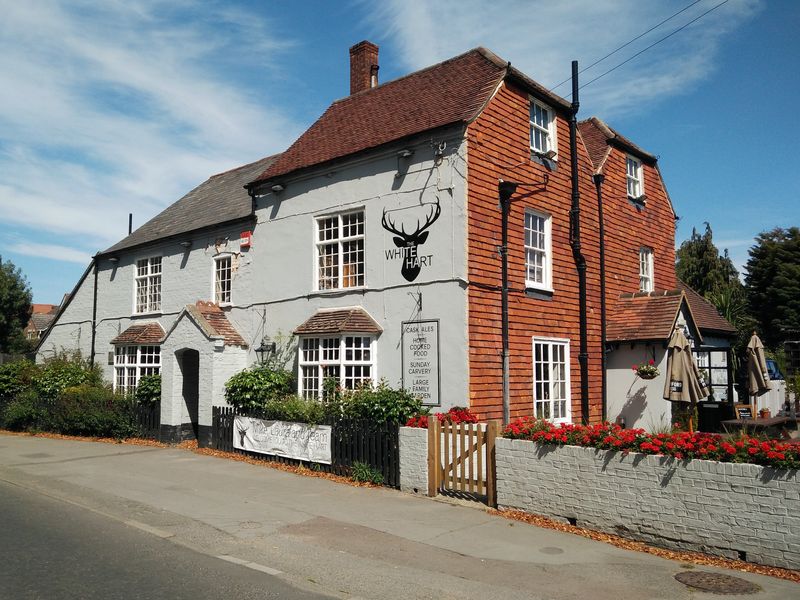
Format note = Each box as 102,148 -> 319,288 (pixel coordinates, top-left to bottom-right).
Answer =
366,0 -> 761,118
0,0 -> 301,255
5,241 -> 91,265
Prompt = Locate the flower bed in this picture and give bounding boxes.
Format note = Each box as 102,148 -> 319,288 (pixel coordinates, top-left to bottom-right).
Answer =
405,406 -> 479,428
503,417 -> 800,470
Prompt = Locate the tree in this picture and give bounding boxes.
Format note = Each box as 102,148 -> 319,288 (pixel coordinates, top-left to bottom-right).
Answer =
745,227 -> 800,349
675,223 -> 741,297
0,257 -> 33,354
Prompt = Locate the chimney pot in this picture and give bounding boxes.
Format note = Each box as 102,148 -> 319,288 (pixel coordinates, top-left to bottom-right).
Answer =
349,40 -> 379,95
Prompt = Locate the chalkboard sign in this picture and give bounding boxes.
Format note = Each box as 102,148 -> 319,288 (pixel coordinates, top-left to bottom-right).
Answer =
734,404 -> 753,420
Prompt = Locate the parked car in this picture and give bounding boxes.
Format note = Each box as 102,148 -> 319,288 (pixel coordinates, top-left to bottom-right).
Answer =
766,358 -> 784,381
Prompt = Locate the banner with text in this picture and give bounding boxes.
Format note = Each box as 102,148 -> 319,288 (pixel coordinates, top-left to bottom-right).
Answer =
402,319 -> 440,406
233,416 -> 332,464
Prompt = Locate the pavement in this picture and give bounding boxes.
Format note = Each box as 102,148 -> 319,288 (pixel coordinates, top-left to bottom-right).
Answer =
0,433 -> 796,599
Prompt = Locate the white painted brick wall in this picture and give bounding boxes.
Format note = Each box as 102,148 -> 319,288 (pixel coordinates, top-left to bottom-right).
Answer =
496,438 -> 800,570
399,427 -> 428,494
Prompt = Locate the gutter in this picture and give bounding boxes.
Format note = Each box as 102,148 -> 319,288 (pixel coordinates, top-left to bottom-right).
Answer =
90,255 -> 99,368
593,173 -> 608,422
568,61 -> 591,425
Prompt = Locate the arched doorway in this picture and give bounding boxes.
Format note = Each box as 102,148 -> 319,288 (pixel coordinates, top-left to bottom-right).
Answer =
176,349 -> 200,440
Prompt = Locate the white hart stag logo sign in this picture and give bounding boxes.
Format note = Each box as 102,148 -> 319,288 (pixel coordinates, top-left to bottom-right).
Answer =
381,198 -> 442,282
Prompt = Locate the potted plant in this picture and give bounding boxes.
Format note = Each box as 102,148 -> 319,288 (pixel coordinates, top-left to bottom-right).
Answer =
759,408 -> 771,419
633,359 -> 659,380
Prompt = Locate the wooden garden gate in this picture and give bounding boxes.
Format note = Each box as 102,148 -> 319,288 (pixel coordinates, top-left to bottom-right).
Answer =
427,420 -> 498,507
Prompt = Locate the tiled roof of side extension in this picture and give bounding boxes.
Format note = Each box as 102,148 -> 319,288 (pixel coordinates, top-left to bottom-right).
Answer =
294,308 -> 383,336
102,154 -> 280,256
189,301 -> 248,347
111,322 -> 166,345
29,313 -> 56,331
607,290 -> 688,342
578,117 -> 657,170
250,47 -> 570,186
678,282 -> 737,336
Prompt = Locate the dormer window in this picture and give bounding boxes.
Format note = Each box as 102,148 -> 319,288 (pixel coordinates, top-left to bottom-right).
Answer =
626,155 -> 644,199
530,99 -> 556,158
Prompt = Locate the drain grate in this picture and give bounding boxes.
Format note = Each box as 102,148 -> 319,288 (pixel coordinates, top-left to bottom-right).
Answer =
674,571 -> 760,595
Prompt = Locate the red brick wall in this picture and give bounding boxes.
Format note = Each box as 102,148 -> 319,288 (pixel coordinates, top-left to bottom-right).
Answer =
599,149 -> 677,298
465,82 -> 603,423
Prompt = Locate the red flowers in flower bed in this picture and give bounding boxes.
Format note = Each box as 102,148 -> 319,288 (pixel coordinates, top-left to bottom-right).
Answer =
405,407 -> 479,429
502,417 -> 800,470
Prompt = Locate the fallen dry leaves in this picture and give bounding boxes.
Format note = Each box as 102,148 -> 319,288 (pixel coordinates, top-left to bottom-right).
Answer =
489,507 -> 800,584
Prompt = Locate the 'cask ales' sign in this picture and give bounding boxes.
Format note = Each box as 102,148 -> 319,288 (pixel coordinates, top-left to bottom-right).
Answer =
402,320 -> 440,406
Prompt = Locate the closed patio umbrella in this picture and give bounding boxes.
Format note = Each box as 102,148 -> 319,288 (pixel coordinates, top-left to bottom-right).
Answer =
663,326 -> 709,432
746,332 -> 771,416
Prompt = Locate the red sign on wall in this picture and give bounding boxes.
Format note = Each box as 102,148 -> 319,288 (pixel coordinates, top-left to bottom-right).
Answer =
240,230 -> 252,248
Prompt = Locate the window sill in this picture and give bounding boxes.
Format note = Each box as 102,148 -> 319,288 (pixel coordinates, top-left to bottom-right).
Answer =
525,286 -> 554,300
132,311 -> 162,318
311,286 -> 366,296
530,152 -> 558,171
628,196 -> 646,210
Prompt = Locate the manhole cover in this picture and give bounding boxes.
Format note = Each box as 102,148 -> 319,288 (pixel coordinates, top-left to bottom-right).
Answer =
675,571 -> 760,595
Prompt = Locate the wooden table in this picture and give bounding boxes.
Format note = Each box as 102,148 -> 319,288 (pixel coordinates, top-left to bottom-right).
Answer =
720,416 -> 796,438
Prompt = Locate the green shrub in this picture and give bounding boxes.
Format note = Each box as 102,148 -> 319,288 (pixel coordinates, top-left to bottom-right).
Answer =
135,374 -> 161,405
53,385 -> 137,439
33,354 -> 101,401
350,461 -> 384,485
259,396 -> 328,425
0,359 -> 38,404
224,366 -> 294,411
2,389 -> 48,431
337,380 -> 423,425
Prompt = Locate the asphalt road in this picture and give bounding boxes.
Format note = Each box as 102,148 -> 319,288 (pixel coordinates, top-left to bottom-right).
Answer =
0,479 -> 331,600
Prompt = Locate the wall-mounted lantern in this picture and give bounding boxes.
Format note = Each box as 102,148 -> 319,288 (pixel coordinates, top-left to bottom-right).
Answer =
255,337 -> 277,364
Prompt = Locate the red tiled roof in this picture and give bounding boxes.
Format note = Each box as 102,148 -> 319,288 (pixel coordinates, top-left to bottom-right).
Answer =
294,308 -> 382,336
193,301 -> 247,347
678,283 -> 737,336
111,322 -> 166,345
250,47 -> 569,185
31,303 -> 58,314
607,290 -> 685,342
577,117 -> 656,170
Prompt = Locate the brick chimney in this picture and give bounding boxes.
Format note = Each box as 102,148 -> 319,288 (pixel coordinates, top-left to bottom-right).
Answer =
349,40 -> 379,95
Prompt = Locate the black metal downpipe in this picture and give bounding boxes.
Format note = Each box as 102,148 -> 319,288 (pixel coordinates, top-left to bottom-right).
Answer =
498,180 -> 518,426
568,61 -> 590,425
593,173 -> 607,422
89,256 -> 98,368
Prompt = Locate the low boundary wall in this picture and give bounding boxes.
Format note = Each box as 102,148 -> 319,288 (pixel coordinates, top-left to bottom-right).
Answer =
397,427 -> 799,570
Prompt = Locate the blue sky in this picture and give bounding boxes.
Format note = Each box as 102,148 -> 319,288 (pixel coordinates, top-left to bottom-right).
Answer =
1,0 -> 797,304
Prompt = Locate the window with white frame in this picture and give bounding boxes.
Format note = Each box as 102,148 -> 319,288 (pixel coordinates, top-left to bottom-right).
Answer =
214,255 -> 232,305
533,338 -> 570,423
114,345 -> 160,393
298,335 -> 374,399
524,209 -> 552,290
135,257 -> 162,313
530,99 -> 556,156
639,247 -> 654,292
316,211 -> 365,290
626,155 -> 644,198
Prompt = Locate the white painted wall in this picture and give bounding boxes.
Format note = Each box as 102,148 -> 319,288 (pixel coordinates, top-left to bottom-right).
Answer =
607,343 -> 671,431
38,126 -> 471,413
